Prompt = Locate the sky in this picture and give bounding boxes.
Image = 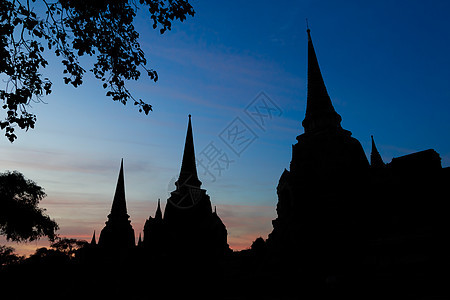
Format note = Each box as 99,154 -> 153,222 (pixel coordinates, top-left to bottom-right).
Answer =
1,0 -> 450,256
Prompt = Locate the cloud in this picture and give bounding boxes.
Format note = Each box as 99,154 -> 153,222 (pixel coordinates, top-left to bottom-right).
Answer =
142,37 -> 303,110
0,145 -> 113,175
215,204 -> 276,250
2,199 -> 277,256
0,237 -> 50,257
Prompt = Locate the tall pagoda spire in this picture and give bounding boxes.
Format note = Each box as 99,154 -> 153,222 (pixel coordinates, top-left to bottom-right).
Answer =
90,230 -> 97,245
109,158 -> 128,218
98,159 -> 135,248
155,199 -> 162,220
302,27 -> 343,133
370,135 -> 385,168
175,114 -> 202,188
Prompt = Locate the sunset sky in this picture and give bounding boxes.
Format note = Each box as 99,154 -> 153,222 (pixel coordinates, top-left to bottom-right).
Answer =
1,0 -> 450,255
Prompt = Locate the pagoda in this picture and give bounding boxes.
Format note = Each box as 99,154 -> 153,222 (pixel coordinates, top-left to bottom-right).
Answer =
143,115 -> 229,257
98,159 -> 135,249
267,27 -> 369,291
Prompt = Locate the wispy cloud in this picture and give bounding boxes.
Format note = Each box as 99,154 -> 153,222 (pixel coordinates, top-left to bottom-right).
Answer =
142,37 -> 303,109
216,204 -> 276,250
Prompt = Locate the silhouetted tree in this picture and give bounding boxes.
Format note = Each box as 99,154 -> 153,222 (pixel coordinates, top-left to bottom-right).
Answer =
0,171 -> 58,242
50,237 -> 88,258
0,245 -> 23,266
25,246 -> 69,265
0,0 -> 194,141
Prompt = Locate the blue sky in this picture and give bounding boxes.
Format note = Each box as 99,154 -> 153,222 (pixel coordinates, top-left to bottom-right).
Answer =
1,0 -> 450,254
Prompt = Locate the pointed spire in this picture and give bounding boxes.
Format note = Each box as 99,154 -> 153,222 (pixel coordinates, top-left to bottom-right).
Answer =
110,159 -> 128,217
90,230 -> 97,245
302,27 -> 342,133
138,233 -> 143,246
98,158 -> 135,249
370,135 -> 385,168
155,198 -> 162,220
176,114 -> 202,188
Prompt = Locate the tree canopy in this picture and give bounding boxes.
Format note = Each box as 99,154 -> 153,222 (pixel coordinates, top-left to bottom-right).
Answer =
0,245 -> 23,266
0,0 -> 194,141
0,170 -> 58,242
50,237 -> 88,257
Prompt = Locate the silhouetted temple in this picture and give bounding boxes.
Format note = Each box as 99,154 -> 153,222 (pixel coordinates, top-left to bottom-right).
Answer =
267,28 -> 450,299
89,115 -> 228,262
77,27 -> 450,300
98,159 -> 135,250
144,115 -> 229,257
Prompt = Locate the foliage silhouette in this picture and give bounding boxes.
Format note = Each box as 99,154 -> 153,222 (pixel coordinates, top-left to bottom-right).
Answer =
0,245 -> 23,266
0,170 -> 58,242
0,0 -> 195,142
50,237 -> 88,258
26,246 -> 70,264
